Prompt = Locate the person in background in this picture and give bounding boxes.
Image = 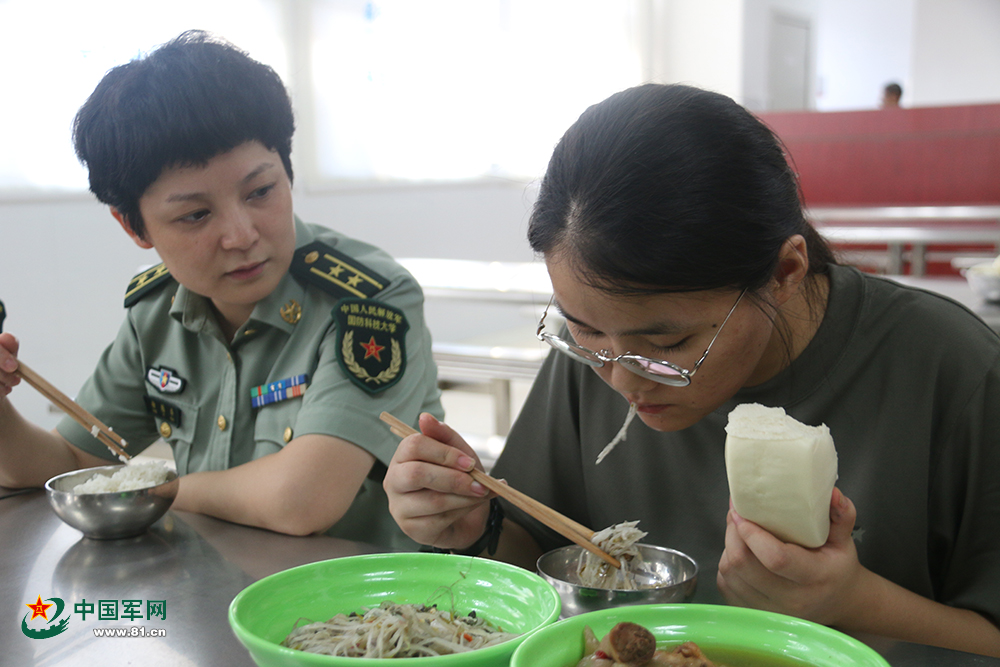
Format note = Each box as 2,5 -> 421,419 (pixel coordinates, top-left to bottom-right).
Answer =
881,82 -> 903,108
383,84 -> 1000,656
0,31 -> 442,548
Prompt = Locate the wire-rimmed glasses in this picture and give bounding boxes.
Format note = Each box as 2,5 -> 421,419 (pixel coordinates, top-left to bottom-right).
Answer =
535,289 -> 746,387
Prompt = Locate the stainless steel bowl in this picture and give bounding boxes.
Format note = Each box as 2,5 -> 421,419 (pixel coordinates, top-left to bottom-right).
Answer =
45,465 -> 179,540
537,544 -> 698,617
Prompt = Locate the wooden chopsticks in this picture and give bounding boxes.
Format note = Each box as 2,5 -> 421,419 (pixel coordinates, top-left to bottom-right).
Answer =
379,412 -> 620,569
15,361 -> 131,461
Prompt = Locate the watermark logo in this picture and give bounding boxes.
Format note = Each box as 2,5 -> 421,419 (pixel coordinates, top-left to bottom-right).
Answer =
21,595 -> 167,640
22,595 -> 69,639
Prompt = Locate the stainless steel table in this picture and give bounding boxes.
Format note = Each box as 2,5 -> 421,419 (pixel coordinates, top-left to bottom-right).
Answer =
2,487 -> 385,666
3,488 -> 997,666
807,206 -> 1000,276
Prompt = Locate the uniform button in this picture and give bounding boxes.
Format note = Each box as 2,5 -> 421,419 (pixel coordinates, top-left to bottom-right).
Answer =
283,427 -> 293,443
159,422 -> 172,439
217,415 -> 227,431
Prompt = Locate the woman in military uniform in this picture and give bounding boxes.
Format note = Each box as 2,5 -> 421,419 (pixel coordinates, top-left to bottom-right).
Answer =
0,31 -> 442,547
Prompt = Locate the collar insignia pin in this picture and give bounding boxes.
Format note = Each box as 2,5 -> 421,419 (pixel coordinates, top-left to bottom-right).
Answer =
280,300 -> 302,325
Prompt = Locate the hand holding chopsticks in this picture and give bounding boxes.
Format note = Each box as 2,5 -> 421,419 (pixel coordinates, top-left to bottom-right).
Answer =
380,411 -> 620,569
14,361 -> 130,462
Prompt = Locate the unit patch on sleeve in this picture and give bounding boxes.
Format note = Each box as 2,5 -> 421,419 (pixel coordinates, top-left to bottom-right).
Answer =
290,241 -> 391,300
146,366 -> 186,394
334,298 -> 408,394
124,263 -> 174,307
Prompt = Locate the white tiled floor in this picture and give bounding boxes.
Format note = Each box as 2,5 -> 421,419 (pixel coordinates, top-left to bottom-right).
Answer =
135,381 -> 533,472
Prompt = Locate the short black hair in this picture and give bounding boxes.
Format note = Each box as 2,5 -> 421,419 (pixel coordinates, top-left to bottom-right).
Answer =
528,84 -> 835,296
73,30 -> 295,238
884,82 -> 902,98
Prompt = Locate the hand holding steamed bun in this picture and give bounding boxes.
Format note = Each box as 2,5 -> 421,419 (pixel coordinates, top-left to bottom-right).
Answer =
719,403 -> 867,625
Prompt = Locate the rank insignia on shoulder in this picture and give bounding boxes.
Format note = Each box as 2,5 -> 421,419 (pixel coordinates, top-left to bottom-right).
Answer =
146,366 -> 186,394
334,298 -> 408,394
290,241 -> 391,300
144,395 -> 182,427
124,263 -> 174,307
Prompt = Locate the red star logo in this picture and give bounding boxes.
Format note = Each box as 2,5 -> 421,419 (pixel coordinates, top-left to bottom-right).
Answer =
26,595 -> 53,621
360,336 -> 385,361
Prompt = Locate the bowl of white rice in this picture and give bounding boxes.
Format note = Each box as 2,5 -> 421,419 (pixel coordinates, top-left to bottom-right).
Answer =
45,461 -> 179,539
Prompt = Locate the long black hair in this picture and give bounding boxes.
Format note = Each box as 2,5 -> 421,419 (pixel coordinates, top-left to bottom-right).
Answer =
528,84 -> 835,297
73,30 -> 295,238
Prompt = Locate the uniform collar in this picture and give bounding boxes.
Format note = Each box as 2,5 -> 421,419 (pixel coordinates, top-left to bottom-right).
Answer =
246,217 -> 313,335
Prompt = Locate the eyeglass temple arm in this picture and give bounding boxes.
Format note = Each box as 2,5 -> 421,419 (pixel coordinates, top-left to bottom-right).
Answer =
537,296 -> 555,337
691,289 -> 746,371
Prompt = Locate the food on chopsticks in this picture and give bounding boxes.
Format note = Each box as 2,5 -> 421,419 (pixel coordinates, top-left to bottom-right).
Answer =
71,460 -> 172,494
577,520 -> 657,590
573,622 -> 717,667
724,403 -> 838,548
281,600 -> 519,658
14,360 -> 130,461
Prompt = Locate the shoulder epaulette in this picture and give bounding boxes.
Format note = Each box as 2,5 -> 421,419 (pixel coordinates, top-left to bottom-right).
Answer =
290,241 -> 391,300
124,263 -> 174,307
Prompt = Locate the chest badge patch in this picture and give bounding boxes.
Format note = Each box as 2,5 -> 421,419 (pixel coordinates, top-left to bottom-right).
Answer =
334,298 -> 408,394
143,395 -> 182,426
146,366 -> 186,394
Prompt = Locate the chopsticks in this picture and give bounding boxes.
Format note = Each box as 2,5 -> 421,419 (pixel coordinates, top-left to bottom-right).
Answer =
15,361 -> 131,462
379,412 -> 621,569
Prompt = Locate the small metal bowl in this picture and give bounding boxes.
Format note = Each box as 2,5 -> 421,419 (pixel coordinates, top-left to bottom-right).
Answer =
45,465 -> 179,540
537,544 -> 698,617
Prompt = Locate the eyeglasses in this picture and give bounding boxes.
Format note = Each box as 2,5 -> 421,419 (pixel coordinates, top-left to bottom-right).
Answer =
536,289 -> 746,387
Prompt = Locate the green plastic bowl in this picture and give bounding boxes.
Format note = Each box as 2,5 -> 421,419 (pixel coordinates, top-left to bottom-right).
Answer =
229,552 -> 561,667
510,603 -> 890,667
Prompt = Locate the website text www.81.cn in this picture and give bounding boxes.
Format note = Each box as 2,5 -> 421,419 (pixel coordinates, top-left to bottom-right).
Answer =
93,626 -> 166,638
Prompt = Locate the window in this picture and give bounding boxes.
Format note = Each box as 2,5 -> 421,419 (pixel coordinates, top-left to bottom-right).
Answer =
0,0 -> 284,192
311,0 -> 643,182
0,0 -> 642,191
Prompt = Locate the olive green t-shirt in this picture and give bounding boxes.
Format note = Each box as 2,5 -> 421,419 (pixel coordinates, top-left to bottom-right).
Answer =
58,218 -> 443,550
492,264 -> 1000,626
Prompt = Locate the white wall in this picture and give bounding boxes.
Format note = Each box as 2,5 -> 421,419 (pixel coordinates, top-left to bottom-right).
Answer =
645,0 -> 745,99
1,196 -> 152,428
814,0 -> 915,110
910,0 -> 1000,106
813,0 -> 1000,111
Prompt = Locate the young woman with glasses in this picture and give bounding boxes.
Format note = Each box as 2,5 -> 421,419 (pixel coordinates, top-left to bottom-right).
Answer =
383,84 -> 1000,656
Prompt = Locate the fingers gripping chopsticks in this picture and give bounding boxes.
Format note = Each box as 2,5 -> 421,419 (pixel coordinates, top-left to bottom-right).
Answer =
379,412 -> 620,569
